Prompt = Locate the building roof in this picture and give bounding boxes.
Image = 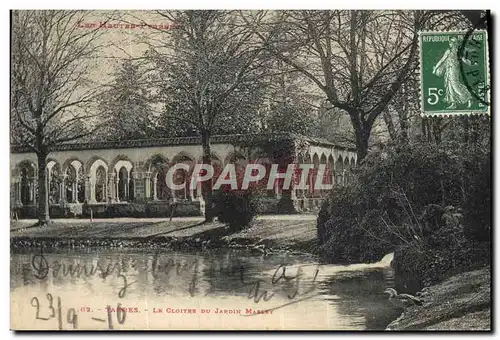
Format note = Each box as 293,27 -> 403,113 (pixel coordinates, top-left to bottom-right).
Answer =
11,133 -> 356,153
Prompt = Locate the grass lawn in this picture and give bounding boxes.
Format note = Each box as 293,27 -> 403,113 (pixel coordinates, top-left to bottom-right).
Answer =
10,219 -> 223,239
10,216 -> 318,245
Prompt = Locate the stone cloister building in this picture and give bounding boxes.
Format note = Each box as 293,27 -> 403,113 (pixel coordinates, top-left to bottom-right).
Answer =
10,133 -> 357,218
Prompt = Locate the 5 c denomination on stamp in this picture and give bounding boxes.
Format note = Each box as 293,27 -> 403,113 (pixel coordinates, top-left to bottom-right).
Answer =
419,30 -> 490,117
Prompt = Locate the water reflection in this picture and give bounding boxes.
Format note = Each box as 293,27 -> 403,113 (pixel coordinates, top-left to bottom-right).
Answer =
11,248 -> 401,330
323,269 -> 403,330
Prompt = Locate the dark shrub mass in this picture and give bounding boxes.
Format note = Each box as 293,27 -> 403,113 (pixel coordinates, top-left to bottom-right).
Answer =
317,141 -> 491,288
214,187 -> 265,232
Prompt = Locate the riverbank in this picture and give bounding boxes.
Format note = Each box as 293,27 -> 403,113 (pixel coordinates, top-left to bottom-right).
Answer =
386,267 -> 491,331
10,215 -> 317,253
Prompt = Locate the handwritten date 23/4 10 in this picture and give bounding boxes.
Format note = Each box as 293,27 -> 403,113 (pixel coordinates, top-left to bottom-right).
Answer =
30,293 -> 127,330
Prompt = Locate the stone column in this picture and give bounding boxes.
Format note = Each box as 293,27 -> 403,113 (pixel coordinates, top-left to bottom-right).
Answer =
15,177 -> 22,206
27,181 -> 32,204
29,177 -> 37,204
153,177 -> 158,200
35,177 -> 40,205
144,172 -> 151,200
72,182 -> 77,203
86,175 -> 94,203
189,173 -> 195,201
115,176 -> 120,202
319,167 -> 327,198
290,176 -> 297,200
297,166 -> 305,199
131,172 -> 144,201
130,173 -> 136,201
108,172 -> 116,202
196,181 -> 203,201
308,169 -> 314,198
274,179 -> 281,199
331,166 -> 336,188
126,172 -> 130,200
125,177 -> 130,200
10,182 -> 16,209
59,174 -> 67,205
73,170 -> 79,203
104,178 -> 108,203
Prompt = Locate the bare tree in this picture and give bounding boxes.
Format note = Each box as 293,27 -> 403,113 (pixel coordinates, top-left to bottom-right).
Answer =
257,60 -> 322,136
145,10 -> 269,221
11,10 -> 108,224
381,70 -> 421,144
97,58 -> 156,140
372,11 -> 476,145
246,10 -> 436,160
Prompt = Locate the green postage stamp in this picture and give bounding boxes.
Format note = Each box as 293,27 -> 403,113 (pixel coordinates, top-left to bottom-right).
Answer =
419,30 -> 490,116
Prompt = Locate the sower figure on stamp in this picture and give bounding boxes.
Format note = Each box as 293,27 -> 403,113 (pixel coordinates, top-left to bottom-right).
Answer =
432,37 -> 472,110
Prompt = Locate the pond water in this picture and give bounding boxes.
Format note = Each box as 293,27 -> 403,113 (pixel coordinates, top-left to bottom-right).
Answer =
10,248 -> 402,330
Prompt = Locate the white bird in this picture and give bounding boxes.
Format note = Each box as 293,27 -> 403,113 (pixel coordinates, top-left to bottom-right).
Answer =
416,287 -> 431,298
250,244 -> 270,255
384,288 -> 423,308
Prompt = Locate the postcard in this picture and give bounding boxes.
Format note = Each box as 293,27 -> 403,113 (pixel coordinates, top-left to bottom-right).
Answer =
10,9 -> 491,331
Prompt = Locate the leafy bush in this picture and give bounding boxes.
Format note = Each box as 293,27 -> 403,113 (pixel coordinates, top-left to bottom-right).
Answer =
213,186 -> 265,231
393,205 -> 490,290
462,149 -> 491,242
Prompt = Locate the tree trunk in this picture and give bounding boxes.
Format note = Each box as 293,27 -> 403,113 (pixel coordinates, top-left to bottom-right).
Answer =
37,151 -> 49,225
351,116 -> 371,161
421,117 -> 427,141
355,128 -> 370,161
201,130 -> 214,222
432,118 -> 443,144
383,110 -> 397,142
399,111 -> 409,144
